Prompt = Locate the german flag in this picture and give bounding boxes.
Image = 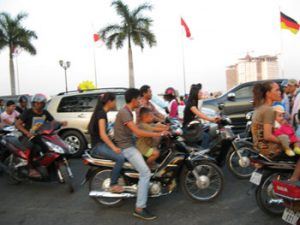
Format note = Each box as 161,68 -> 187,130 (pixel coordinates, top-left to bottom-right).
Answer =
280,12 -> 299,34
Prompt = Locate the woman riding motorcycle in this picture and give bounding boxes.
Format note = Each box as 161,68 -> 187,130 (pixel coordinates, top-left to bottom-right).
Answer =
251,81 -> 300,181
88,92 -> 125,193
183,83 -> 219,149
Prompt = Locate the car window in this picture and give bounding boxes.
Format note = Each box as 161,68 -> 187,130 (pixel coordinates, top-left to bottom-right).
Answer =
234,85 -> 253,99
57,94 -> 98,112
57,93 -> 125,113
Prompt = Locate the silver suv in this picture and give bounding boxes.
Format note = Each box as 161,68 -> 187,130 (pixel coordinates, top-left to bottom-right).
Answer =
47,88 -> 128,157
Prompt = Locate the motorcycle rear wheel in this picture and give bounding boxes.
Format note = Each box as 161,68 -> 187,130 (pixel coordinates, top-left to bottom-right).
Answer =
89,169 -> 124,207
255,171 -> 290,216
180,161 -> 224,202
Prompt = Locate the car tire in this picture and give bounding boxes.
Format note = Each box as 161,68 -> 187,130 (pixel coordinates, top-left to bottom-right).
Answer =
60,130 -> 87,158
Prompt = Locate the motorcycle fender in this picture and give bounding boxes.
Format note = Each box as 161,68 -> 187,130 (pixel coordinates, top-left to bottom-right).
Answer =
186,154 -> 216,170
234,139 -> 253,149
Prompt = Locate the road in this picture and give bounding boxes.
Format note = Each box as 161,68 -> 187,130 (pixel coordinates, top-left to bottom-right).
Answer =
0,159 -> 285,225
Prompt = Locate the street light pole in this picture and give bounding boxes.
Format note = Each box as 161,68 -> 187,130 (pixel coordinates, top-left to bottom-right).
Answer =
59,60 -> 71,93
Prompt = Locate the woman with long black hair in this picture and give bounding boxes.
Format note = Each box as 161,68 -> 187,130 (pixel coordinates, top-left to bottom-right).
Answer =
88,92 -> 125,193
183,83 -> 219,148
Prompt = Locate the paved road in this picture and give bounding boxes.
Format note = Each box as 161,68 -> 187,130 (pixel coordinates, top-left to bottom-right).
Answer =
0,159 -> 285,225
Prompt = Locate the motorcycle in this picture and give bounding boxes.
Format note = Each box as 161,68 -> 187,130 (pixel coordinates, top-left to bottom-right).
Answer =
183,116 -> 256,179
82,122 -> 224,207
249,153 -> 295,216
0,126 -> 15,174
0,121 -> 75,193
273,179 -> 300,224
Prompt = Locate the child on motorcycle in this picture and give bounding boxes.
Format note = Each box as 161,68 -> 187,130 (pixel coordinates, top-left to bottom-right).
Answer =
136,107 -> 169,168
273,104 -> 300,157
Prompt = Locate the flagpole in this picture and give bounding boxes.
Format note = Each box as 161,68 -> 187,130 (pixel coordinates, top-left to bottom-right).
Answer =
93,43 -> 98,88
278,7 -> 285,78
180,18 -> 187,95
91,24 -> 98,88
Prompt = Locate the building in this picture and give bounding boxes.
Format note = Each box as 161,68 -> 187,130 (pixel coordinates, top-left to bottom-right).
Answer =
226,65 -> 238,90
226,54 -> 279,90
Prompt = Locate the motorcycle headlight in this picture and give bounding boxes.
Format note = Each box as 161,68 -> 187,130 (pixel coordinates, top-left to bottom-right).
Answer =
246,112 -> 253,120
46,141 -> 65,154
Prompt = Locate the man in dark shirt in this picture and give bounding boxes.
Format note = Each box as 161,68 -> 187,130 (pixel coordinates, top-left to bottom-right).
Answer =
16,94 -> 66,177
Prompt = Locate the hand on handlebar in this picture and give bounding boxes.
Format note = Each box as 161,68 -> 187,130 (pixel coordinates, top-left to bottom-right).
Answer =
160,130 -> 171,137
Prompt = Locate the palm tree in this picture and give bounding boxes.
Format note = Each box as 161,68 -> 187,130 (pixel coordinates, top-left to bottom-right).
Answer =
0,12 -> 37,95
99,0 -> 156,88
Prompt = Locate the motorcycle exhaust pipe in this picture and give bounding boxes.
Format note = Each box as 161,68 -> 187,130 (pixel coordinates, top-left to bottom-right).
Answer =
89,191 -> 135,198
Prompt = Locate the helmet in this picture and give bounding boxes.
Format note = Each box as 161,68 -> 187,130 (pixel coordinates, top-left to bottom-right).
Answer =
31,93 -> 47,103
18,95 -> 28,103
164,87 -> 176,96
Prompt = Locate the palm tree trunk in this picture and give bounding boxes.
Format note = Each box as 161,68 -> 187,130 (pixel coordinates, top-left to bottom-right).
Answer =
128,38 -> 135,88
9,48 -> 16,95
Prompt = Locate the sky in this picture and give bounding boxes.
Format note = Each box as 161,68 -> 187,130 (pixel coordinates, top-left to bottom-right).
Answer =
1,0 -> 300,97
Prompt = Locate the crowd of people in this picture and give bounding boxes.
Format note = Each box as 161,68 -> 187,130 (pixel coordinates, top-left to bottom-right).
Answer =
0,79 -> 300,220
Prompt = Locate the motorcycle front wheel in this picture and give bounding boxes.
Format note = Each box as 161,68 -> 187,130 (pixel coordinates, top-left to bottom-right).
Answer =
58,164 -> 75,193
89,169 -> 124,207
226,146 -> 256,179
255,171 -> 290,216
180,161 -> 224,202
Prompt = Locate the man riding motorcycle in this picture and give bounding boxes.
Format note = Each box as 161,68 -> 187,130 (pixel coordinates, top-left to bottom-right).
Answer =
15,93 -> 66,177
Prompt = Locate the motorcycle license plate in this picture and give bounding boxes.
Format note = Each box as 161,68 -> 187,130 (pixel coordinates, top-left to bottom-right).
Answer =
250,172 -> 262,185
282,208 -> 300,225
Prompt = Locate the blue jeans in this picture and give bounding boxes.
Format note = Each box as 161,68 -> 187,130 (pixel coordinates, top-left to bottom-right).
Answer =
200,132 -> 210,149
122,146 -> 151,209
93,143 -> 125,185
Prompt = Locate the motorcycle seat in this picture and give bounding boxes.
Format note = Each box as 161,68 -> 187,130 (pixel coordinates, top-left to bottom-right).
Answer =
5,136 -> 28,151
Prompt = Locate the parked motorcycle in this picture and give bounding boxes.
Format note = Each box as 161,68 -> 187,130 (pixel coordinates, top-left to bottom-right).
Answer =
249,153 -> 295,216
0,121 -> 75,193
273,180 -> 300,224
82,122 -> 224,207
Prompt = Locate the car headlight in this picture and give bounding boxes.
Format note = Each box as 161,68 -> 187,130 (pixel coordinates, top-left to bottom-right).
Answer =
46,141 -> 65,154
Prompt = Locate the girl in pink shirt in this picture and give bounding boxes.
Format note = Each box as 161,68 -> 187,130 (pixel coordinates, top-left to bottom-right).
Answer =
273,105 -> 300,156
164,87 -> 178,119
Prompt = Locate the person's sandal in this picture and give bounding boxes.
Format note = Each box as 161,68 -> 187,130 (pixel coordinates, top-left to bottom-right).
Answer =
109,185 -> 124,193
133,208 -> 157,220
29,169 -> 41,178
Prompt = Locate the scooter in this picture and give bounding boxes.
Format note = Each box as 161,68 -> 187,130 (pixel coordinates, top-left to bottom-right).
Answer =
0,121 -> 75,193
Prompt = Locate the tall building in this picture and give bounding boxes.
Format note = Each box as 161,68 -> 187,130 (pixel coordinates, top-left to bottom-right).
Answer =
226,65 -> 238,90
225,54 -> 279,90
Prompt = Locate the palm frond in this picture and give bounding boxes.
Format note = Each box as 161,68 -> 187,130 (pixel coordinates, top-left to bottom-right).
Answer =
99,24 -> 123,41
132,3 -> 152,18
111,0 -> 130,22
106,32 -> 122,49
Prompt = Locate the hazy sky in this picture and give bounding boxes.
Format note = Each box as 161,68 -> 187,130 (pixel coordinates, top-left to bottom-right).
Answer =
0,0 -> 300,97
